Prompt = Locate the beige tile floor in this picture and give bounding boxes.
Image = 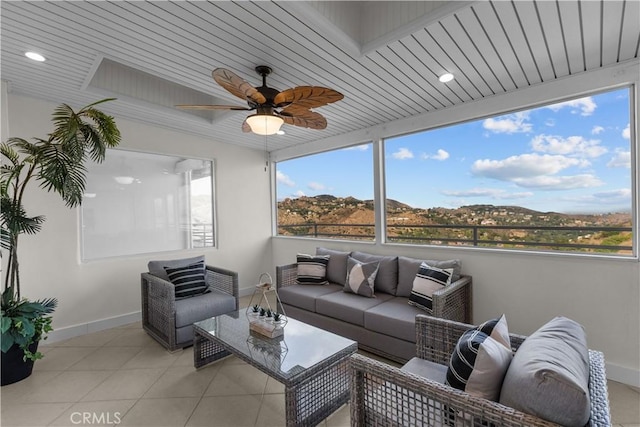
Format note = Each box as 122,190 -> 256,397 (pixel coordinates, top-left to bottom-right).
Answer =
1,298 -> 639,427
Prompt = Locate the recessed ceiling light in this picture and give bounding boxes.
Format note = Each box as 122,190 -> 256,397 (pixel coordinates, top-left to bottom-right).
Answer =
439,73 -> 454,83
25,51 -> 46,62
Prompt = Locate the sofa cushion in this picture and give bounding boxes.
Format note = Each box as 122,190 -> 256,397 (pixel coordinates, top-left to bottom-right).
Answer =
364,297 -> 424,343
344,256 -> 379,297
408,262 -> 453,313
296,253 -> 330,285
316,247 -> 350,285
499,317 -> 591,427
316,291 -> 393,326
278,283 -> 343,312
397,256 -> 461,297
401,357 -> 448,384
445,326 -> 513,401
174,289 -> 236,328
148,255 -> 205,282
351,251 -> 398,295
164,261 -> 208,299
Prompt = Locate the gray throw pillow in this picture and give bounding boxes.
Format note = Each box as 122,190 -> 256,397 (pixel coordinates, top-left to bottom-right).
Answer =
351,251 -> 398,295
343,256 -> 379,298
499,316 -> 591,427
397,256 -> 461,297
148,255 -> 205,282
316,247 -> 350,285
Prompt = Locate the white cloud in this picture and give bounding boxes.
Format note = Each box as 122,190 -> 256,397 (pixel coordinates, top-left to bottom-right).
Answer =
511,174 -> 603,190
564,189 -> 631,205
294,190 -> 306,197
441,188 -> 533,200
343,144 -> 370,151
591,126 -> 604,135
607,149 -> 631,168
622,123 -> 630,139
482,111 -> 532,134
546,96 -> 597,116
530,134 -> 607,158
276,171 -> 295,187
392,148 -> 414,160
308,182 -> 326,191
545,119 -> 555,127
472,154 -> 587,180
422,149 -> 450,161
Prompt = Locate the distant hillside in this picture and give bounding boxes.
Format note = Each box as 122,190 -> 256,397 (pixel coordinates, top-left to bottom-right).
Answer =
277,195 -> 632,253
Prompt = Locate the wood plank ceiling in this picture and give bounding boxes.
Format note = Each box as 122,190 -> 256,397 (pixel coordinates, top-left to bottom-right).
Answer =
1,1 -> 638,152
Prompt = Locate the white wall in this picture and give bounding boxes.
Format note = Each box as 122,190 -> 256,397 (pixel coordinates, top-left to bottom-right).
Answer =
4,94 -> 273,337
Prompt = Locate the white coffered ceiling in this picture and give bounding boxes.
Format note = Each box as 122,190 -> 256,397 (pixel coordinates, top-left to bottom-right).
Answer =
1,1 -> 638,152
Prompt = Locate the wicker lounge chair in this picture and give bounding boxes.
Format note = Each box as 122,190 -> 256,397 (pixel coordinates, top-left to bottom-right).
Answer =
141,260 -> 239,351
350,314 -> 611,427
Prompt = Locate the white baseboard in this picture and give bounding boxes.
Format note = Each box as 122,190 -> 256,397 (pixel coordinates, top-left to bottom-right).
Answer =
606,362 -> 640,388
46,311 -> 142,344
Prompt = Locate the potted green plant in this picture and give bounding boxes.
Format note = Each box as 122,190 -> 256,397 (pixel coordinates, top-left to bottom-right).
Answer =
1,99 -> 121,385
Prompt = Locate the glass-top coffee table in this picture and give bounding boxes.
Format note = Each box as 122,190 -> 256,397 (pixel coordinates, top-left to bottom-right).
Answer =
193,311 -> 357,427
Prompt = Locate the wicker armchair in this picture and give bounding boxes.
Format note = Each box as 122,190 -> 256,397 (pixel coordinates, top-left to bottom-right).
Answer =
350,315 -> 611,427
141,265 -> 239,351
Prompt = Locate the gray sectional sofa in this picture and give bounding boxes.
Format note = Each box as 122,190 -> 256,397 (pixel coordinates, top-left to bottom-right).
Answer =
276,248 -> 472,362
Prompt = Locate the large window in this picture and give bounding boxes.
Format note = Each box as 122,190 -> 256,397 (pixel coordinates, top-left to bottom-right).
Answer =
81,149 -> 214,260
385,87 -> 633,255
276,144 -> 374,240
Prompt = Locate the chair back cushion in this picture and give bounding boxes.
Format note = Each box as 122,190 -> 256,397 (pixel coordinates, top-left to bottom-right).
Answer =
148,255 -> 205,282
499,316 -> 591,427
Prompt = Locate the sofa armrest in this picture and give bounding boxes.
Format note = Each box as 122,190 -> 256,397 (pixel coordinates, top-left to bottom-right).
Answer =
205,265 -> 239,310
350,353 -> 556,427
276,263 -> 298,290
431,274 -> 472,323
415,314 -> 528,364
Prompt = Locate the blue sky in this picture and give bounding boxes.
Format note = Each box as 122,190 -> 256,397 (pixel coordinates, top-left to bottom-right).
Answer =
277,87 -> 631,214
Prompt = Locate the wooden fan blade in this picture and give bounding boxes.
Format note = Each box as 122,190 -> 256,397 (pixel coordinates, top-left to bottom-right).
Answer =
241,119 -> 251,133
278,107 -> 327,130
274,86 -> 343,109
176,104 -> 250,110
213,68 -> 266,105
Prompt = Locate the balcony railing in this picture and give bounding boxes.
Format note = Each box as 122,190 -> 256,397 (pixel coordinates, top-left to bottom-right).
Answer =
278,223 -> 633,253
191,223 -> 214,247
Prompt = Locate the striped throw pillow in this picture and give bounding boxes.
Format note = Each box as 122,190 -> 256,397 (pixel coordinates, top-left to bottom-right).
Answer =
445,315 -> 513,401
296,254 -> 330,285
408,262 -> 453,313
164,261 -> 208,299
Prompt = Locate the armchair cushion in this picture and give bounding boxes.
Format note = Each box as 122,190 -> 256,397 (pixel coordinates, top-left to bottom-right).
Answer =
148,255 -> 205,282
174,289 -> 236,328
499,316 -> 591,427
165,261 -> 208,299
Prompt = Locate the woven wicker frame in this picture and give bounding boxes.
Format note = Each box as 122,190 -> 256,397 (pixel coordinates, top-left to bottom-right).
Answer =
350,315 -> 611,427
193,316 -> 357,427
141,265 -> 239,351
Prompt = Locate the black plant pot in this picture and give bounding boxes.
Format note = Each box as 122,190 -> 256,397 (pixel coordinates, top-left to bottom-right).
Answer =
1,341 -> 38,386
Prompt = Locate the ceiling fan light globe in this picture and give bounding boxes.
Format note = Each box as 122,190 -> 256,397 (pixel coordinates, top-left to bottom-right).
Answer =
246,114 -> 284,135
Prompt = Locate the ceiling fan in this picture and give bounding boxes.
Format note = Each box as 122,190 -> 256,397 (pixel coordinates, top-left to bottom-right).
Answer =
176,66 -> 344,135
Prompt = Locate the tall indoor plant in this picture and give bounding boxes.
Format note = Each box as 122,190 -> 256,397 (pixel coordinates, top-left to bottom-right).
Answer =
1,99 -> 121,385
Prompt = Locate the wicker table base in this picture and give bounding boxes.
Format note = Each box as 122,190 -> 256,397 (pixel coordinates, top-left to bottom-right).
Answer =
194,312 -> 357,427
